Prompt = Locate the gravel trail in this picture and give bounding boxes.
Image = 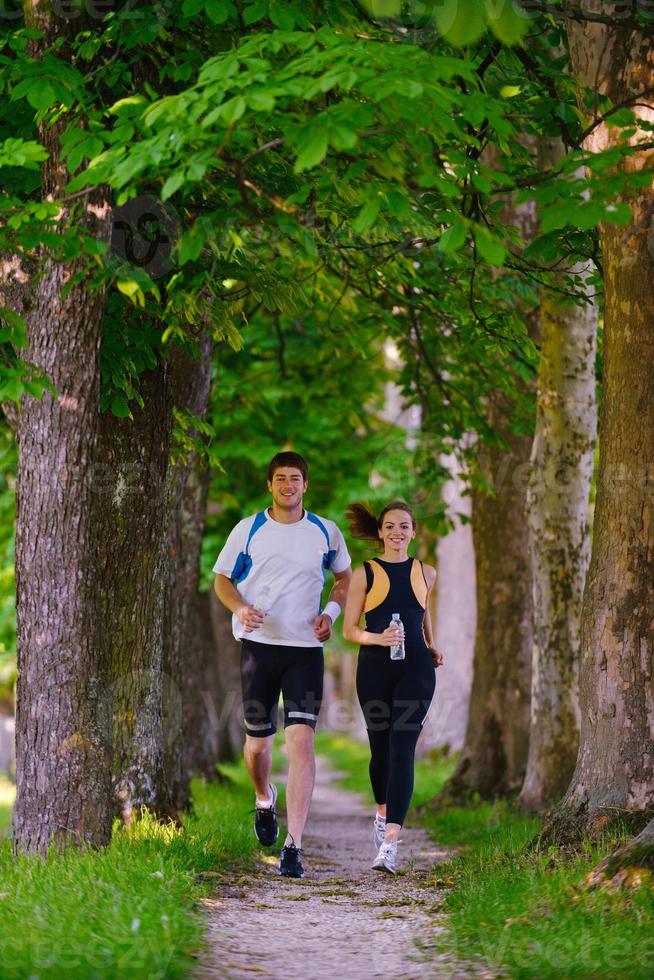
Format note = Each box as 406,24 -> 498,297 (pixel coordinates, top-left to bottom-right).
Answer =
195,756 -> 494,979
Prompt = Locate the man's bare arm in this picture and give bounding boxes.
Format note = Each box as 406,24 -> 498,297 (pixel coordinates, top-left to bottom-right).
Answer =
214,574 -> 264,632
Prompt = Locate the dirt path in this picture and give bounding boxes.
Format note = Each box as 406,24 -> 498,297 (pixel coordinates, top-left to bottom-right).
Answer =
195,758 -> 494,979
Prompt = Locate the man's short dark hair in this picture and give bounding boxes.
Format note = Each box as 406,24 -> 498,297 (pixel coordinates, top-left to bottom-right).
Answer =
267,451 -> 308,483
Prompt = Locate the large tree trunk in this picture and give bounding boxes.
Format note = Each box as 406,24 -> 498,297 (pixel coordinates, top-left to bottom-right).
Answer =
163,334 -> 213,811
434,418 -> 533,803
12,9 -> 113,854
520,141 -> 598,811
98,359 -> 175,824
209,593 -> 244,764
546,6 -> 654,839
438,423 -> 533,800
185,589 -> 236,777
421,451 -> 476,755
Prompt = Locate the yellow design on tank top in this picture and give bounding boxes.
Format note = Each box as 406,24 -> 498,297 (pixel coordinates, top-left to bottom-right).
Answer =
364,558 -> 427,612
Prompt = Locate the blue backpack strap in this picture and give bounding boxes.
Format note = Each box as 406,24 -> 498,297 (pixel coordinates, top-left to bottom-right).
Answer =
306,512 -> 337,571
231,510 -> 267,584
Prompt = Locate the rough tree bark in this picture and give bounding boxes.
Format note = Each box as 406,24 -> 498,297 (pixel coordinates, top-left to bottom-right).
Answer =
545,3 -> 654,838
209,593 -> 244,765
436,420 -> 533,801
185,589 -> 222,778
97,359 -> 175,823
433,181 -> 536,803
584,816 -> 654,890
520,141 -> 598,813
184,588 -> 244,777
162,333 -> 213,810
12,6 -> 113,853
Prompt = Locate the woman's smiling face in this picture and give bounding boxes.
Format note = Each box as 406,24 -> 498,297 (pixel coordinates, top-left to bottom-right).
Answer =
378,509 -> 416,553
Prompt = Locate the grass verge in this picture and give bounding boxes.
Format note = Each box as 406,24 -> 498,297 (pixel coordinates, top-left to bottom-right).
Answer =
0,771 -> 260,978
316,732 -> 654,980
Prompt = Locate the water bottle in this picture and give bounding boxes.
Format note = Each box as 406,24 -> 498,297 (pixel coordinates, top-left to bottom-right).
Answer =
254,584 -> 273,615
390,613 -> 405,660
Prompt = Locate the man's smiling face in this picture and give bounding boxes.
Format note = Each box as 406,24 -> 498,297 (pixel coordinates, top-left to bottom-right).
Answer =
268,467 -> 307,511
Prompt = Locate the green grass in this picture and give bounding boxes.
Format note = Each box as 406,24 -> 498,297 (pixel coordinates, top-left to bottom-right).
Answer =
316,732 -> 654,980
0,772 -> 259,978
436,816 -> 654,979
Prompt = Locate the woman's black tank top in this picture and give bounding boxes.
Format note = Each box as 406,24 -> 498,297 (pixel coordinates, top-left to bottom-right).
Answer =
362,556 -> 430,656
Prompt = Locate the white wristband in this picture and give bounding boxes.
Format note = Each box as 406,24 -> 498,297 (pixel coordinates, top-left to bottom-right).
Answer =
324,601 -> 341,624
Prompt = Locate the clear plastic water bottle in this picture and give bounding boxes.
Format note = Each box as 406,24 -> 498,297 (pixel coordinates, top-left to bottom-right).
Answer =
254,584 -> 273,615
390,613 -> 405,660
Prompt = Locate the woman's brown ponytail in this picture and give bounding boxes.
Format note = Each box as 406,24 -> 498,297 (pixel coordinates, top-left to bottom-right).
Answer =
344,502 -> 381,543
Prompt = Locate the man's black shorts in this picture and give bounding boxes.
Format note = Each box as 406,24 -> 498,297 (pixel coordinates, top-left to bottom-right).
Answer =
240,638 -> 324,737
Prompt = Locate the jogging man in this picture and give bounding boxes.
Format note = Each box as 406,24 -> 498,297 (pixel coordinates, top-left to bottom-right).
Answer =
213,451 -> 352,878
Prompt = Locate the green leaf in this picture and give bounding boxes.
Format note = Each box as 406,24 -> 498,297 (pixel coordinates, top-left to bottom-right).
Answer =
268,2 -> 296,28
182,0 -> 204,15
294,129 -> 328,172
205,0 -> 236,24
474,228 -> 506,266
330,124 -> 358,151
248,89 -> 276,112
220,96 -> 246,125
500,85 -> 521,99
243,1 -> 267,24
111,394 -> 131,418
117,280 -> 142,299
485,0 -> 530,45
27,82 -> 55,112
352,197 -> 381,234
603,201 -> 632,225
439,218 -> 467,254
433,0 -> 487,46
161,172 -> 185,200
108,95 -> 147,114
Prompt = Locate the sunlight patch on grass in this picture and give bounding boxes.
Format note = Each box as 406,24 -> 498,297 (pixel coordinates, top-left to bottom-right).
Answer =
0,773 -> 258,978
0,773 -> 14,835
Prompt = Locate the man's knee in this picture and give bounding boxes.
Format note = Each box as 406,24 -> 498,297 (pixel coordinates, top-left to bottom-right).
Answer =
285,724 -> 315,757
245,734 -> 273,757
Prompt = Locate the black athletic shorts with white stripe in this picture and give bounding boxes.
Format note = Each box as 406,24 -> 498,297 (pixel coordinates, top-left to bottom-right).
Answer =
240,638 -> 324,737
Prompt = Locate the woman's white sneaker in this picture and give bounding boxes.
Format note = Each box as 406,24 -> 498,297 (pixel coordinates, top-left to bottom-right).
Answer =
372,840 -> 398,874
373,814 -> 386,851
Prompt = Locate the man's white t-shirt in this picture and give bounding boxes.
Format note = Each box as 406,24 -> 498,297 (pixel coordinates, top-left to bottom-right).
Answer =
212,509 -> 351,648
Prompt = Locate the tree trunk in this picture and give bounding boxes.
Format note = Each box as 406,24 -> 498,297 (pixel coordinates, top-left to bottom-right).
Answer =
186,590 -> 228,777
209,593 -> 244,764
546,6 -> 654,839
163,334 -> 213,810
520,141 -> 598,811
97,359 -> 175,824
583,817 -> 654,890
422,450 -> 476,755
440,425 -> 533,800
12,9 -> 113,854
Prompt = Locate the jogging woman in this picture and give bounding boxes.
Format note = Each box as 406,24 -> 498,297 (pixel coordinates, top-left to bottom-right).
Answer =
343,500 -> 443,874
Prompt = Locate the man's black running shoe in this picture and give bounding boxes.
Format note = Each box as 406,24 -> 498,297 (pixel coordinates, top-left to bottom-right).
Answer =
279,842 -> 304,878
254,783 -> 279,846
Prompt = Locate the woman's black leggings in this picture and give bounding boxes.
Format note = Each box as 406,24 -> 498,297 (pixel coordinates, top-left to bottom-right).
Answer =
356,648 -> 435,826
